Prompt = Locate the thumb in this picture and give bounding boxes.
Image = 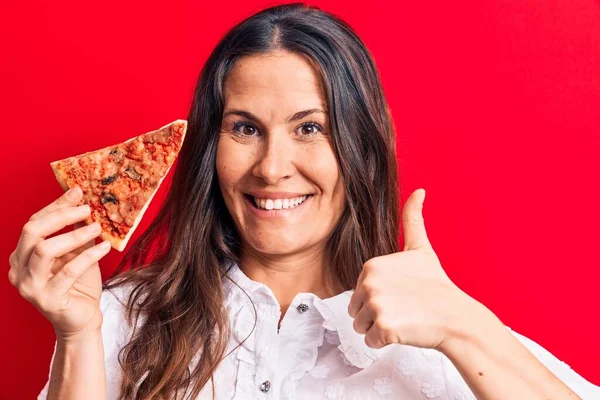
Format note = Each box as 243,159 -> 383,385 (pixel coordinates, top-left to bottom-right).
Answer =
402,188 -> 431,251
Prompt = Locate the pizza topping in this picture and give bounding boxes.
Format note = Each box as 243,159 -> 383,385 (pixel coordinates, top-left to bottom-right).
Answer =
120,197 -> 140,226
124,166 -> 142,180
105,202 -> 125,225
127,140 -> 145,161
101,174 -> 119,185
101,192 -> 119,204
108,148 -> 124,163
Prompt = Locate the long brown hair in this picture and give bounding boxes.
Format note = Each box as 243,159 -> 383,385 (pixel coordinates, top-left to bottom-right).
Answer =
103,3 -> 400,399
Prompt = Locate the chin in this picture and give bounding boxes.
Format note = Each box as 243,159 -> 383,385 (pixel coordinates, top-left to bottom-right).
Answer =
244,233 -> 315,257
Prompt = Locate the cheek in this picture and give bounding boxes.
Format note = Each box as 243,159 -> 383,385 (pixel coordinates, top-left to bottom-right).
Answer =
301,143 -> 343,196
216,137 -> 251,193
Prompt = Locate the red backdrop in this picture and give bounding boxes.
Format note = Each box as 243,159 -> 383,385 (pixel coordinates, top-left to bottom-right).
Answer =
1,0 -> 598,398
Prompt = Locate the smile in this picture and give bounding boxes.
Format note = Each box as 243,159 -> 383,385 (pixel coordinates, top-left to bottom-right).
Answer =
243,193 -> 314,213
253,195 -> 308,210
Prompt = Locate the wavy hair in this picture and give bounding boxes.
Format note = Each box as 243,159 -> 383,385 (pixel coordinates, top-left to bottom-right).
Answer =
103,3 -> 400,399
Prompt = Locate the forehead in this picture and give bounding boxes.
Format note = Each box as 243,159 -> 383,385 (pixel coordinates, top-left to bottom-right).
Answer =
222,51 -> 327,111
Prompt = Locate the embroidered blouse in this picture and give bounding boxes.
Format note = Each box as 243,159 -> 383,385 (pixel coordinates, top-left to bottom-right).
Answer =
38,263 -> 600,399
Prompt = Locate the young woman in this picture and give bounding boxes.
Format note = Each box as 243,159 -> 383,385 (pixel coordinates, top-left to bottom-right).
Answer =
10,3 -> 599,399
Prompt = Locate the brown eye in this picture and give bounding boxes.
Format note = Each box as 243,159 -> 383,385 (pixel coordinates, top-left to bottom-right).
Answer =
299,122 -> 323,136
233,122 -> 257,136
243,125 -> 256,135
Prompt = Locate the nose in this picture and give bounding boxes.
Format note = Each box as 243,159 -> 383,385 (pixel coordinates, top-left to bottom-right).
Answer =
252,131 -> 295,185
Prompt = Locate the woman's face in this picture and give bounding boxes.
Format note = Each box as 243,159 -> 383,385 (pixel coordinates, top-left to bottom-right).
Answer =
216,50 -> 346,258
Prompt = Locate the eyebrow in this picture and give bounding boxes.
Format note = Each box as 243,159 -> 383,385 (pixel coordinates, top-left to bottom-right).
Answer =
222,108 -> 328,124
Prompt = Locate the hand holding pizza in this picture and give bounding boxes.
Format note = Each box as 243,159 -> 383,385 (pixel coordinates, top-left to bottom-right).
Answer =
8,186 -> 111,342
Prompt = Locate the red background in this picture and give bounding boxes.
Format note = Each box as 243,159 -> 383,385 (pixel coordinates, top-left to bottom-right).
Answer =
1,0 -> 599,398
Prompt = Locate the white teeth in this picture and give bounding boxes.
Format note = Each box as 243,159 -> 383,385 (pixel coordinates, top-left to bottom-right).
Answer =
265,199 -> 274,210
252,195 -> 308,210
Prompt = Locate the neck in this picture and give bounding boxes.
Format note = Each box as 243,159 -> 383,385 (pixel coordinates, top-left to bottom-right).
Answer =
238,245 -> 342,315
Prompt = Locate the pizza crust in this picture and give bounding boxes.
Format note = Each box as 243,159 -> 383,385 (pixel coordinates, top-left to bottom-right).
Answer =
50,161 -> 70,192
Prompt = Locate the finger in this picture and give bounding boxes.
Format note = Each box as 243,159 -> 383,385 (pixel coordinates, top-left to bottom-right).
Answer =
365,324 -> 386,349
355,263 -> 370,289
28,223 -> 103,277
47,240 -> 111,295
15,205 -> 92,269
352,303 -> 373,335
29,186 -> 83,222
402,188 -> 431,251
8,252 -> 19,287
74,222 -> 96,251
348,285 -> 365,318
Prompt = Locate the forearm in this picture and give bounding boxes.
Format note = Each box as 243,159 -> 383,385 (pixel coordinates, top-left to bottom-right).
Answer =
441,299 -> 580,400
47,329 -> 107,400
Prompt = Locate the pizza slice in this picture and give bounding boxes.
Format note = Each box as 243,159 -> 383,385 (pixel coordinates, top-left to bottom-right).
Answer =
50,119 -> 187,251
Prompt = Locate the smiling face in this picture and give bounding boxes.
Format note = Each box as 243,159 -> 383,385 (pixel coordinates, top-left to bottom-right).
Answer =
216,51 -> 346,259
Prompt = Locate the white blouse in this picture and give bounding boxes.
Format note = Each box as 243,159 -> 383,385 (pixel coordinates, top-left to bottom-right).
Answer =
39,263 -> 600,399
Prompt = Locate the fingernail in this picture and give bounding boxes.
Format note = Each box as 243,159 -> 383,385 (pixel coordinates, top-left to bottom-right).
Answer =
67,187 -> 81,200
99,241 -> 111,250
78,204 -> 91,214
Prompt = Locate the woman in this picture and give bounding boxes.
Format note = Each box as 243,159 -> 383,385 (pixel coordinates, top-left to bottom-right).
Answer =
9,3 -> 599,400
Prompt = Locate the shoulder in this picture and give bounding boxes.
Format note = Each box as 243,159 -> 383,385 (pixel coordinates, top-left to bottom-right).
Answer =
100,282 -> 130,311
99,280 -> 146,342
98,281 -> 149,399
98,282 -> 137,359
94,279 -> 152,379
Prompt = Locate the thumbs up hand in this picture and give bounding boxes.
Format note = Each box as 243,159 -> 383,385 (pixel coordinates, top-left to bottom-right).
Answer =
348,188 -> 477,350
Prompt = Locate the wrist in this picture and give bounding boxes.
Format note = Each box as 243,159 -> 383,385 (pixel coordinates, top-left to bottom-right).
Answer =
55,326 -> 103,347
439,289 -> 501,355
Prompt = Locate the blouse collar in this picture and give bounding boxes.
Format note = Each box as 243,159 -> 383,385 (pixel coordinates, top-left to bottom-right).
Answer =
223,263 -> 390,369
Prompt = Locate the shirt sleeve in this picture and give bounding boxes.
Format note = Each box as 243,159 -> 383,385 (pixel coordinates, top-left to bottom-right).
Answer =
441,326 -> 600,400
37,285 -> 132,400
